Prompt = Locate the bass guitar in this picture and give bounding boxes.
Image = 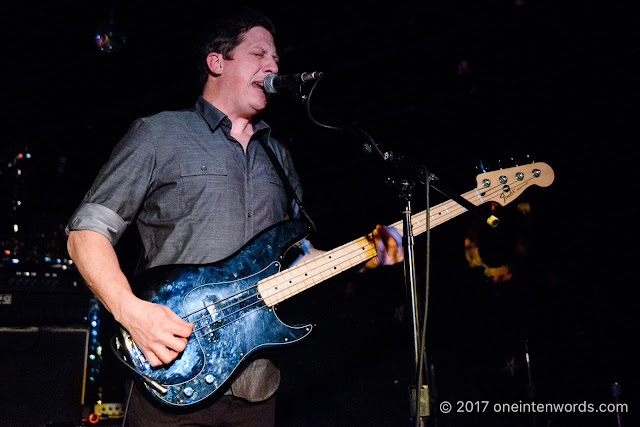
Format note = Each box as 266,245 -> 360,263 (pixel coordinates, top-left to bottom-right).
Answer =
112,162 -> 554,408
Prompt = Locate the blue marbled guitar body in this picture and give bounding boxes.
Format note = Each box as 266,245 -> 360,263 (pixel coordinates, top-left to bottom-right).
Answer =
114,219 -> 313,409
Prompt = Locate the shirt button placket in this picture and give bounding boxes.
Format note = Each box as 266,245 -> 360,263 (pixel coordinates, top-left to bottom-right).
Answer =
245,168 -> 253,241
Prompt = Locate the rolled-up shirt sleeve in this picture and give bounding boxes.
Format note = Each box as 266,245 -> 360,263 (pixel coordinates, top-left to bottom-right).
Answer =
66,203 -> 128,245
65,118 -> 156,246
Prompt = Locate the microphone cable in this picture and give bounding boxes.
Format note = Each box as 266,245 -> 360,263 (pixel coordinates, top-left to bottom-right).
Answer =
304,73 -> 393,163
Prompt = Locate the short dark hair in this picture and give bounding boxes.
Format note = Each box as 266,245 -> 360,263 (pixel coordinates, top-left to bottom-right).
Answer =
195,6 -> 276,85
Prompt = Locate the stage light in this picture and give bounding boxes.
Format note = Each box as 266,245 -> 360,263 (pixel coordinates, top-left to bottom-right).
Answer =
95,10 -> 126,54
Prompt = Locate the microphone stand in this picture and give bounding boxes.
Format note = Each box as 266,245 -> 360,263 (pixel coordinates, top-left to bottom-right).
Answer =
300,76 -> 495,425
385,164 -> 432,427
302,77 -> 432,423
386,165 -> 499,427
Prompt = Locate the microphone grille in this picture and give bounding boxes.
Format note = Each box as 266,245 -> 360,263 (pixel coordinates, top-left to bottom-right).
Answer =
263,73 -> 277,94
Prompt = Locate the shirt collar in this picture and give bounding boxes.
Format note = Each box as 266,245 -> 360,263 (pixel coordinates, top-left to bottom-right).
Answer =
195,96 -> 271,138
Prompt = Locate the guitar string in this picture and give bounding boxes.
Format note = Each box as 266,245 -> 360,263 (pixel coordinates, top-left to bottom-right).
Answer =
192,298 -> 268,336
254,171 -> 541,306
179,170 -> 544,336
184,229 -> 379,331
182,286 -> 267,332
185,174 -> 529,332
181,172 -> 538,333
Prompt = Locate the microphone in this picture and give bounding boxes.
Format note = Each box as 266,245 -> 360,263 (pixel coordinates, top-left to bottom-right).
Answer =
263,71 -> 323,94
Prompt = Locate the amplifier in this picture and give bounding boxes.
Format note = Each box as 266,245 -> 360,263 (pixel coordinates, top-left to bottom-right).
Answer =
0,266 -> 91,325
0,326 -> 89,426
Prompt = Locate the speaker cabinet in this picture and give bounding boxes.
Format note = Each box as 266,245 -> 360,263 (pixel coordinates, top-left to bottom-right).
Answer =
0,272 -> 91,326
0,326 -> 89,427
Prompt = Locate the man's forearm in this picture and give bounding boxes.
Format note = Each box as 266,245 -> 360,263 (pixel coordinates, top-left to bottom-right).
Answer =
67,229 -> 138,322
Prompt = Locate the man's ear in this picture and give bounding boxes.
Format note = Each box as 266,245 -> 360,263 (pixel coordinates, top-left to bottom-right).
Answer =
206,52 -> 224,75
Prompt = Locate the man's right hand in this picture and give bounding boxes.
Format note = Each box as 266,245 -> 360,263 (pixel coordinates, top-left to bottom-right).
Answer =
119,297 -> 194,367
67,229 -> 193,367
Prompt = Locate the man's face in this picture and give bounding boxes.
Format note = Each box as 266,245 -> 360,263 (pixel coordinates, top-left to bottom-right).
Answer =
221,26 -> 279,118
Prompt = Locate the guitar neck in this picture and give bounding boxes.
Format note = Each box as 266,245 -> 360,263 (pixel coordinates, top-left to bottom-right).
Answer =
258,187 -> 483,306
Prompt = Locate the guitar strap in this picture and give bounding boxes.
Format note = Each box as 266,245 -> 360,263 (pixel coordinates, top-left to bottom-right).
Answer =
258,139 -> 316,233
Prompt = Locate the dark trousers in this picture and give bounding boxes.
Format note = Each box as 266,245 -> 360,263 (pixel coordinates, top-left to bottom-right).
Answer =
123,382 -> 276,427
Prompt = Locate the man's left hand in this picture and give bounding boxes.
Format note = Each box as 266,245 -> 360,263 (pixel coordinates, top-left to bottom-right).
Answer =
362,225 -> 404,271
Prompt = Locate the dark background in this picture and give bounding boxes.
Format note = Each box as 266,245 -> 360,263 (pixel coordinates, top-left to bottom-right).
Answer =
1,1 -> 638,426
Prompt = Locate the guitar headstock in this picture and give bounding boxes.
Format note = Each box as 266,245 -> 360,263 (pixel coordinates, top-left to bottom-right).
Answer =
475,162 -> 554,206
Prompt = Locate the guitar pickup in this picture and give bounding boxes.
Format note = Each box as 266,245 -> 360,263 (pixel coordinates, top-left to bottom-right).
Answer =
204,295 -> 220,322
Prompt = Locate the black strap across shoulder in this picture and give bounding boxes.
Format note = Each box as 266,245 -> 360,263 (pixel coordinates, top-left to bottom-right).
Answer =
258,139 -> 316,232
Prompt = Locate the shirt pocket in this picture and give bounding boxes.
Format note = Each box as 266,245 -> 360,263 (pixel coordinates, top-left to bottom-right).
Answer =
252,169 -> 289,223
179,161 -> 229,217
265,170 -> 284,188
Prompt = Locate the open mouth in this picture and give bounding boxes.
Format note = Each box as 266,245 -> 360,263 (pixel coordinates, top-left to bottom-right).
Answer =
254,81 -> 266,93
